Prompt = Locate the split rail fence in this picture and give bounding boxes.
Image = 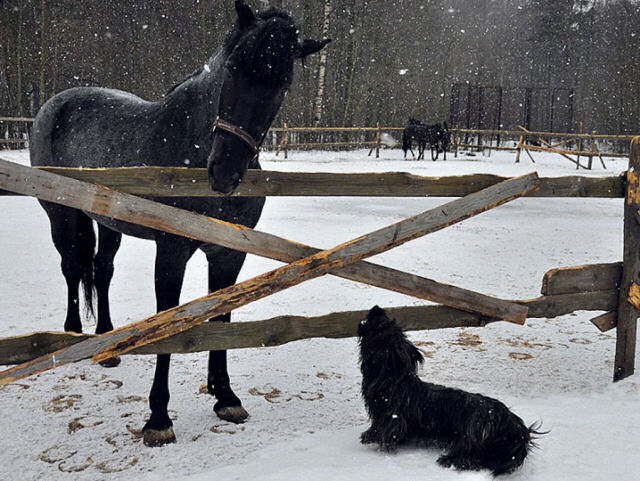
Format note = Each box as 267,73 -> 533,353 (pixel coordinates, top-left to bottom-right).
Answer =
4,117 -> 635,167
270,124 -> 635,167
0,139 -> 638,384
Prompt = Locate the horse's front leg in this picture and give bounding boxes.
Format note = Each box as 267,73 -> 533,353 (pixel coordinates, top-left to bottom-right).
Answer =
143,353 -> 174,447
205,247 -> 250,423
208,326 -> 248,423
142,238 -> 198,447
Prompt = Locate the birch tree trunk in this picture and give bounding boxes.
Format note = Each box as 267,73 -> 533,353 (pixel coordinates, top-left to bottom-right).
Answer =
312,0 -> 331,126
38,0 -> 46,107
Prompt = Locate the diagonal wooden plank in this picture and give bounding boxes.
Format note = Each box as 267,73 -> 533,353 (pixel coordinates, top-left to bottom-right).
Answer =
0,172 -> 536,385
0,158 -> 535,324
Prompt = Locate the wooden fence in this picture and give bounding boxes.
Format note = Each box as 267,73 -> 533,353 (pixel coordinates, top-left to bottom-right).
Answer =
0,160 -> 536,382
3,116 -> 635,168
0,139 -> 638,384
269,124 -> 635,167
0,117 -> 32,147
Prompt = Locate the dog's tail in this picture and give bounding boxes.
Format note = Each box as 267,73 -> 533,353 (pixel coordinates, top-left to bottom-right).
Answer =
526,421 -> 549,450
490,421 -> 547,477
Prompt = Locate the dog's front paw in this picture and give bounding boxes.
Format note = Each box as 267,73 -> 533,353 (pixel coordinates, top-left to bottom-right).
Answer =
437,454 -> 454,469
379,440 -> 398,453
360,428 -> 378,445
437,454 -> 479,472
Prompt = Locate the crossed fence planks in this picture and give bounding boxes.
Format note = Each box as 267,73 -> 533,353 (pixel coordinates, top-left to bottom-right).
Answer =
0,137 -> 639,382
0,158 -> 536,384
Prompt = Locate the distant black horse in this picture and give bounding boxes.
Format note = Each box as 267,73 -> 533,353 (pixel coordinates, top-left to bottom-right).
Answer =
29,0 -> 329,447
402,120 -> 450,161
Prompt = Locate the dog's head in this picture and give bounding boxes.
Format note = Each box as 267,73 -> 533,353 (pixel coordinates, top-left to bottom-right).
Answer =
357,305 -> 396,338
358,306 -> 424,375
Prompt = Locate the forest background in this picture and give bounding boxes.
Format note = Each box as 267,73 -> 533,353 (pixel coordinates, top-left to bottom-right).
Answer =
1,0 -> 639,134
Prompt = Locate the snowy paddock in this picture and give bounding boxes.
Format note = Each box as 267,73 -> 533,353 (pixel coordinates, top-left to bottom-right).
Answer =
0,148 -> 638,480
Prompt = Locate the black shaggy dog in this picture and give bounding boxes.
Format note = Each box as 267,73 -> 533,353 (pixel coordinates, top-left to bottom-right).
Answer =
358,306 -> 541,476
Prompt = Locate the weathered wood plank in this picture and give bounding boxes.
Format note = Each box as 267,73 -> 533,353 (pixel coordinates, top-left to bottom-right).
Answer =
615,137 -> 640,381
524,290 -> 618,318
0,173 -> 537,384
541,262 -> 622,295
0,158 -> 531,323
0,166 -> 624,198
591,311 -> 617,333
0,289 -> 618,365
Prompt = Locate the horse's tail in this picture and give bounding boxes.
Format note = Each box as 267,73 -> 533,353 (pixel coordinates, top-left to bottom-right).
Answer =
76,213 -> 97,319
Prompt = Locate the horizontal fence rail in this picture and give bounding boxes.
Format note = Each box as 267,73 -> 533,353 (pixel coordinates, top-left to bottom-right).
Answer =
0,283 -> 618,365
0,166 -> 625,198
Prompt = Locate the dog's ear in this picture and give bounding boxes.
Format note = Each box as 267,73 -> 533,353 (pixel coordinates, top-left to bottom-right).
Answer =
385,334 -> 424,374
409,342 -> 424,366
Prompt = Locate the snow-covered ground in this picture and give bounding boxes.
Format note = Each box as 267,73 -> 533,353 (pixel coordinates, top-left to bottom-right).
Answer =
0,147 -> 638,480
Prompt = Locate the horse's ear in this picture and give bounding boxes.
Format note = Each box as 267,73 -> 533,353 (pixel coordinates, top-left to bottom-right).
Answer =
235,0 -> 256,29
298,39 -> 331,59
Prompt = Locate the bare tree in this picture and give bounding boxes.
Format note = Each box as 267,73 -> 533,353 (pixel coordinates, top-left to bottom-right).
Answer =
312,0 -> 331,126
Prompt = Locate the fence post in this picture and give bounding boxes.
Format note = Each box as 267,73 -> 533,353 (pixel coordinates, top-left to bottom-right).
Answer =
367,122 -> 381,158
577,121 -> 584,168
614,137 -> 640,381
453,127 -> 459,158
515,134 -> 524,163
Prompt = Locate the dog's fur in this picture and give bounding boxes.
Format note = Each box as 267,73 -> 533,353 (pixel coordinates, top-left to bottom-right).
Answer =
358,306 -> 540,476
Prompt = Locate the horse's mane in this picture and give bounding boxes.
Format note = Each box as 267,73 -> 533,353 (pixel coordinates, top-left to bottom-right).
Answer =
165,7 -> 298,96
165,67 -> 204,96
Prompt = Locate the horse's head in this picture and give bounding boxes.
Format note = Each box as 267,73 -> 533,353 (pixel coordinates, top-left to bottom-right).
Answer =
208,0 -> 330,194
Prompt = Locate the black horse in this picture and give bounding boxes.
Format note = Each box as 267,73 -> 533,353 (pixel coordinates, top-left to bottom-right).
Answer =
401,118 -> 424,159
402,119 -> 450,161
29,0 -> 329,447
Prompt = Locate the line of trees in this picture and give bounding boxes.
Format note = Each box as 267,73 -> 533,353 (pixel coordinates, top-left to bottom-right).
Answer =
1,0 -> 639,133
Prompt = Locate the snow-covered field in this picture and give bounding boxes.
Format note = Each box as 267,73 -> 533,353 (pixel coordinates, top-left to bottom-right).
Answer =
0,147 -> 638,480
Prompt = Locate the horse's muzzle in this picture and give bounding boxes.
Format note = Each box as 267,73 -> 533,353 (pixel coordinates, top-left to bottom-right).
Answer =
208,163 -> 243,195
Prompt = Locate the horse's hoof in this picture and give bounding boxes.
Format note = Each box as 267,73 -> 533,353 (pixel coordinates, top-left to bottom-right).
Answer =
98,356 -> 121,368
143,426 -> 176,447
215,405 -> 249,423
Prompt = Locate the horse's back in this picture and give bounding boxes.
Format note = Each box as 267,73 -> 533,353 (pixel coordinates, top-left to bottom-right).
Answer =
29,86 -> 265,240
30,87 -> 153,169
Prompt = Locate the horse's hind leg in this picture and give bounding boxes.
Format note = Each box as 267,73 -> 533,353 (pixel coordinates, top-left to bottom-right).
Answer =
204,246 -> 250,423
93,225 -> 123,367
143,238 -> 198,447
40,202 -> 95,333
94,225 -> 122,335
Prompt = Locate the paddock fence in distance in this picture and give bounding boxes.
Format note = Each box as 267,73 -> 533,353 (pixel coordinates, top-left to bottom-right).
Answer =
1,116 -> 637,168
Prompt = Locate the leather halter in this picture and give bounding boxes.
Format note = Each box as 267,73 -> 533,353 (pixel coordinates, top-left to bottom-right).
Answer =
212,117 -> 260,157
